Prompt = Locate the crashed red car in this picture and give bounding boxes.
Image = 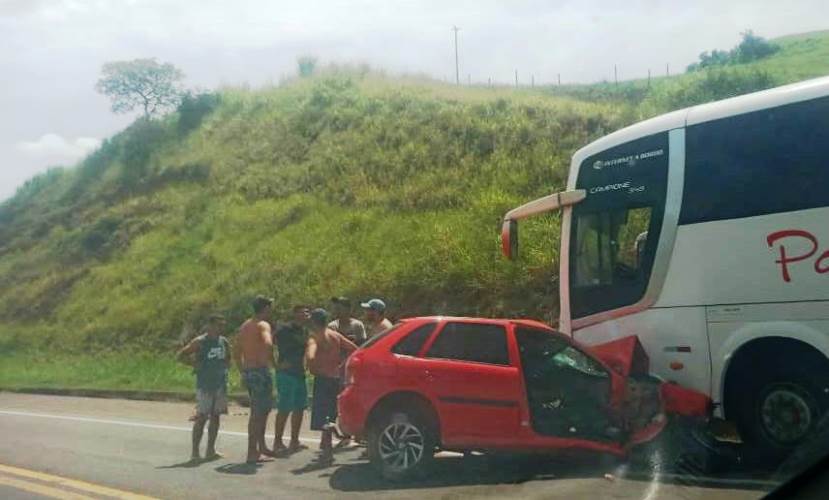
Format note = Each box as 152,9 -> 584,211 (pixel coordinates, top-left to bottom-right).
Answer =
338,316 -> 711,480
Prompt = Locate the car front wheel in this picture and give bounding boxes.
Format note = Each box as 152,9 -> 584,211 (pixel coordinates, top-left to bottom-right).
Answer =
368,409 -> 435,481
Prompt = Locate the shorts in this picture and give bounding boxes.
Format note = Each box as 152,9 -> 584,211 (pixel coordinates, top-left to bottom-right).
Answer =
311,375 -> 339,431
196,386 -> 228,417
243,367 -> 274,415
276,372 -> 307,413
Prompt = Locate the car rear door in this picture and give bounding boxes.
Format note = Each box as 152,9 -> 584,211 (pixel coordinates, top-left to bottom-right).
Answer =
418,321 -> 522,446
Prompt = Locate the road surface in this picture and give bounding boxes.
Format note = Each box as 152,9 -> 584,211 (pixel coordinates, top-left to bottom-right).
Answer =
0,392 -> 773,499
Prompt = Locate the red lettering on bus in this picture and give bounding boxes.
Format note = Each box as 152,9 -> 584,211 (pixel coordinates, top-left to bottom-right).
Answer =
766,230 -> 818,283
816,250 -> 829,274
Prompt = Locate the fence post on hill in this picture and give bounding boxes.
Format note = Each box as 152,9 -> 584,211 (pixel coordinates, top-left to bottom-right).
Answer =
468,73 -> 471,85
666,63 -> 670,77
488,77 -> 492,88
614,65 -> 618,87
558,73 -> 561,86
531,74 -> 535,88
648,68 -> 651,88
515,69 -> 518,87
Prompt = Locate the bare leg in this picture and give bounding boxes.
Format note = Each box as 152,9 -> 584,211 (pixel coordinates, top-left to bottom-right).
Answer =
246,412 -> 259,463
273,411 -> 289,451
257,411 -> 274,456
320,428 -> 333,461
191,416 -> 207,460
206,415 -> 221,458
289,410 -> 305,450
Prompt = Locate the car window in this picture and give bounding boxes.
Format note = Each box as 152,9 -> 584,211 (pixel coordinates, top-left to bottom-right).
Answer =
552,346 -> 608,378
425,322 -> 510,366
515,327 -> 608,379
391,322 -> 437,356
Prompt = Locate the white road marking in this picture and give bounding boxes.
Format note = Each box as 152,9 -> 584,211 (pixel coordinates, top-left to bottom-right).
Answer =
0,410 -> 320,444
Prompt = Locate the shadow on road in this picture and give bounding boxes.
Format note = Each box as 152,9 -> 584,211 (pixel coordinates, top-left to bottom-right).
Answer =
328,453 -> 774,494
156,459 -> 205,469
214,462 -> 264,475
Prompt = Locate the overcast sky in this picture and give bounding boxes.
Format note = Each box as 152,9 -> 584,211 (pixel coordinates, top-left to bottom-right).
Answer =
1,0 -> 827,201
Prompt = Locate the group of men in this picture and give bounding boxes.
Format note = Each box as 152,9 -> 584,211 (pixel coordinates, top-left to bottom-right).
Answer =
176,295 -> 393,464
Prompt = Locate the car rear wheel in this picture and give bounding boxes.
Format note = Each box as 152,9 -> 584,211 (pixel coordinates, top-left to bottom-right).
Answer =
368,409 -> 435,482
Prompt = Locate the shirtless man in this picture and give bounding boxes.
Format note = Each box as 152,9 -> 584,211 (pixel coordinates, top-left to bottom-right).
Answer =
234,295 -> 276,464
306,308 -> 358,462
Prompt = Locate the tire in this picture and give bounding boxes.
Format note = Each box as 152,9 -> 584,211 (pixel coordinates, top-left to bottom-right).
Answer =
735,362 -> 829,465
367,408 -> 436,482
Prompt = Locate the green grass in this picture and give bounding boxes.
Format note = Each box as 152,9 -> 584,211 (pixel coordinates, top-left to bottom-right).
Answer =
0,351 -> 207,393
2,29 -> 829,392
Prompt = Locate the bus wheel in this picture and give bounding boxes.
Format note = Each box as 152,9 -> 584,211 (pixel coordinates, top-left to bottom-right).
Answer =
738,364 -> 829,463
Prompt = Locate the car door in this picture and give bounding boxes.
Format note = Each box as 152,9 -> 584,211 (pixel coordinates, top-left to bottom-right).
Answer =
514,326 -> 618,441
418,321 -> 522,446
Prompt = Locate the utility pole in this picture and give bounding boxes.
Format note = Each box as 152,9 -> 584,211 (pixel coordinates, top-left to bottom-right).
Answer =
666,63 -> 670,77
614,64 -> 618,87
558,73 -> 561,86
452,25 -> 461,85
515,69 -> 518,87
531,74 -> 535,88
468,73 -> 471,85
647,68 -> 651,88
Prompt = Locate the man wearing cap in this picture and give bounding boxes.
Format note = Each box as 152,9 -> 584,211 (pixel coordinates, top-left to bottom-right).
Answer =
234,295 -> 276,464
328,296 -> 367,346
306,308 -> 358,462
177,313 -> 230,462
361,298 -> 393,339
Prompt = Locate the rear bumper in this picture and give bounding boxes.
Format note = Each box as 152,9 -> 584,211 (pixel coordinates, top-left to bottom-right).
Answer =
338,385 -> 371,438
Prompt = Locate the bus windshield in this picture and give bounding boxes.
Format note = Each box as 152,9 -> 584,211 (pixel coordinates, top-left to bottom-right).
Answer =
569,132 -> 669,319
573,207 -> 652,288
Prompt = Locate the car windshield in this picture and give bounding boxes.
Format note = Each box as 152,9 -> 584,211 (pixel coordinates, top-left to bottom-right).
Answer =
2,1 -> 827,499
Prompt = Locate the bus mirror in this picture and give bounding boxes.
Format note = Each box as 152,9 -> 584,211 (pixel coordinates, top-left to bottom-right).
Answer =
502,219 -> 518,260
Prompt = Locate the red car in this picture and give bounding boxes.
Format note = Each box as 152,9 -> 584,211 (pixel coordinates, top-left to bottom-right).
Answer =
338,316 -> 711,480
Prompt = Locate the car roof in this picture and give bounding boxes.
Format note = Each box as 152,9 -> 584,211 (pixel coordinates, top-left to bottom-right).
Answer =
402,316 -> 556,331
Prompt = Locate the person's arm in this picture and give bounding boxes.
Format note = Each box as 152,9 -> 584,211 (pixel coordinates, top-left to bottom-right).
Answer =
224,339 -> 232,370
305,337 -> 318,374
233,334 -> 244,372
336,331 -> 359,354
176,338 -> 200,367
260,322 -> 275,368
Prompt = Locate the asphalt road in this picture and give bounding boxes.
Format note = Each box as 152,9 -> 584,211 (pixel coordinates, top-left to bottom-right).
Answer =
0,393 -> 774,499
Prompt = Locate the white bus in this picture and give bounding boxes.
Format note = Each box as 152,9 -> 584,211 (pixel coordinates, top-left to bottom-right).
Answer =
501,76 -> 829,460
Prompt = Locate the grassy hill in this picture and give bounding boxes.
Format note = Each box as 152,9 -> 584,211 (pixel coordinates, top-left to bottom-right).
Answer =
2,30 -> 829,392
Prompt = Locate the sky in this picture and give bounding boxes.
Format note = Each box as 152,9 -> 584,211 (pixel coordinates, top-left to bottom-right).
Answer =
1,0 -> 827,201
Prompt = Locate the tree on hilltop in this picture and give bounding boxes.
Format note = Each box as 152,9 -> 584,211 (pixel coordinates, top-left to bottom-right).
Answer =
96,58 -> 185,118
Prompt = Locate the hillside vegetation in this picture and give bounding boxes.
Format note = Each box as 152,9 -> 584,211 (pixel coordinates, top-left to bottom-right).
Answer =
2,30 -> 829,390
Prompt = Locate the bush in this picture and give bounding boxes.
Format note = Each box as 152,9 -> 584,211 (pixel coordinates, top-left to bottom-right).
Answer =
644,68 -> 778,111
688,30 -> 780,71
118,118 -> 168,190
177,91 -> 221,136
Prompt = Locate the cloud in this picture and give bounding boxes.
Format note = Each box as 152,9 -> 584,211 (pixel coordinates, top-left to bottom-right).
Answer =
17,133 -> 101,162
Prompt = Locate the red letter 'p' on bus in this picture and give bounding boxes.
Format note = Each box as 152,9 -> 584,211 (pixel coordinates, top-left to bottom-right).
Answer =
766,230 -> 819,283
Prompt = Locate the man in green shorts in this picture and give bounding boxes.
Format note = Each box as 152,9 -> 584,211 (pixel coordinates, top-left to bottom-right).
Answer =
177,313 -> 231,462
273,305 -> 311,453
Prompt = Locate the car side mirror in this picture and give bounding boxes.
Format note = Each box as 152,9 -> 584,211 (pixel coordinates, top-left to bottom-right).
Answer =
501,219 -> 518,260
